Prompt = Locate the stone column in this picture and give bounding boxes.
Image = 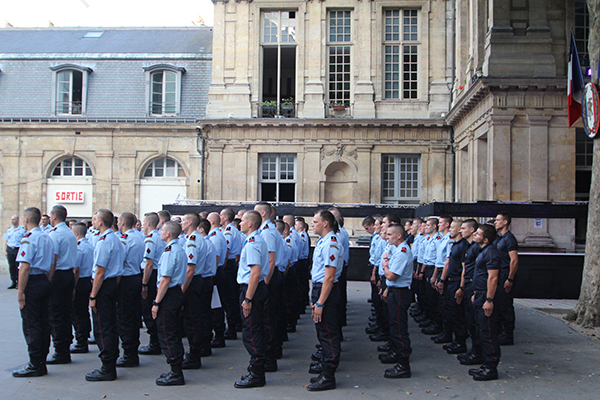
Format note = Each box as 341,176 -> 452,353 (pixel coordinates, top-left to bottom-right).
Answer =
353,0 -> 375,118
527,115 -> 551,200
206,143 -> 224,200
233,143 -> 250,201
301,1 -> 325,118
95,151 -> 114,209
117,151 -> 137,215
353,144 -> 373,203
303,144 -> 322,202
488,115 -> 513,200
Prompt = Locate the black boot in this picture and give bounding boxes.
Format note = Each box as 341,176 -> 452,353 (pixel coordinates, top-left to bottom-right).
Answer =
307,366 -> 336,391
308,361 -> 324,374
264,358 -> 278,372
472,365 -> 498,381
181,353 -> 202,370
47,352 -> 71,364
156,363 -> 185,386
13,360 -> 47,378
138,342 -> 161,355
116,354 -> 140,368
384,359 -> 411,379
234,365 -> 265,388
311,347 -> 323,361
86,363 -> 117,381
70,341 -> 89,354
377,342 -> 392,352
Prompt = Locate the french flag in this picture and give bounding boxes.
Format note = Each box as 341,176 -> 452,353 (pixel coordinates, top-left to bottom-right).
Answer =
568,31 -> 584,127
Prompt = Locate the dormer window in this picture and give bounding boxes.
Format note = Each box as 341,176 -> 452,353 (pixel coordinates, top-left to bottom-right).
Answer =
50,64 -> 92,115
143,65 -> 185,116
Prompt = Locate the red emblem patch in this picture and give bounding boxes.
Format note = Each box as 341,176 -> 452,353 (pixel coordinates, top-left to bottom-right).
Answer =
189,253 -> 194,260
146,248 -> 151,254
165,246 -> 171,252
21,251 -> 25,257
226,226 -> 231,231
331,236 -> 337,242
249,237 -> 255,242
24,232 -> 32,238
99,236 -> 106,241
190,235 -> 196,241
401,247 -> 407,252
330,254 -> 336,261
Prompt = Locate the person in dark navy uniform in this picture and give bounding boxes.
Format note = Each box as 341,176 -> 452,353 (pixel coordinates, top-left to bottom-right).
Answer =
307,210 -> 344,391
234,211 -> 269,389
70,222 -> 94,354
86,209 -> 124,381
469,224 -> 502,381
115,212 -> 144,368
12,207 -> 54,378
47,205 -> 77,365
152,221 -> 187,386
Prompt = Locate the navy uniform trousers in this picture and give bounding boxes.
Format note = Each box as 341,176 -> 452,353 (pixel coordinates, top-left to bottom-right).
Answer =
117,274 -> 142,358
157,286 -> 185,366
240,281 -> 268,372
93,277 -> 119,367
21,275 -> 52,364
387,287 -> 412,363
72,276 -> 92,345
311,282 -> 341,370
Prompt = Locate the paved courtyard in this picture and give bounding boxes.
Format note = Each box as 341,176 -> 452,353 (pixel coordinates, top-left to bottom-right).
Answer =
0,273 -> 599,399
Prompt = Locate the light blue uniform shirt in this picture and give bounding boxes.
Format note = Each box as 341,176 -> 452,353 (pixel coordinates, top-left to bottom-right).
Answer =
288,228 -> 301,264
386,240 -> 414,288
311,230 -> 344,283
373,235 -> 386,268
422,231 -> 442,266
93,228 -> 124,279
223,223 -> 243,259
435,232 -> 454,269
203,235 -> 218,278
379,242 -> 395,276
16,227 -> 54,275
5,225 -> 26,248
237,230 -> 269,284
177,234 -> 187,248
411,233 -> 424,260
120,229 -> 144,277
208,227 -> 227,267
76,237 -> 94,278
369,233 -> 381,265
184,231 -> 208,277
279,235 -> 291,272
48,221 -> 77,270
298,230 -> 310,260
157,239 -> 187,288
337,227 -> 350,264
41,224 -> 53,234
143,229 -> 166,270
286,233 -> 298,265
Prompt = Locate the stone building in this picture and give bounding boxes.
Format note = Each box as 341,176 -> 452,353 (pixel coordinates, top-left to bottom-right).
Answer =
0,0 -> 588,252
0,28 -> 212,220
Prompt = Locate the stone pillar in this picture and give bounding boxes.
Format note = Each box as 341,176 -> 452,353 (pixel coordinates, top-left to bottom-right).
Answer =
206,143 -> 224,200
527,115 -> 551,200
303,145 -> 322,202
473,134 -> 488,200
429,145 -> 448,201
354,144 -> 373,203
353,0 -> 375,118
233,143 -> 250,201
117,151 -> 137,214
95,151 -> 114,209
488,115 -> 512,200
2,149 -> 21,218
301,1 -> 325,118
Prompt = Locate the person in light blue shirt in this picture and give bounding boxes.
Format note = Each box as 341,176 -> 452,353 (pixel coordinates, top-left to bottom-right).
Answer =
86,209 -> 123,382
420,218 -> 443,335
151,221 -> 187,386
40,214 -> 53,234
294,217 -> 311,315
115,212 -> 144,367
5,214 -> 26,288
12,207 -> 54,378
180,212 -> 210,367
47,205 -> 77,364
381,224 -> 413,379
221,208 -> 244,338
70,222 -> 94,354
207,212 -> 230,347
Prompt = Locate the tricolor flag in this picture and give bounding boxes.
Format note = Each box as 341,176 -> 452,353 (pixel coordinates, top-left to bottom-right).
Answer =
568,31 -> 584,127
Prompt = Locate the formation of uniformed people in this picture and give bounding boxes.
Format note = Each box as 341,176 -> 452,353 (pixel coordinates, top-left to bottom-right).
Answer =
364,212 -> 518,381
8,202 -> 518,387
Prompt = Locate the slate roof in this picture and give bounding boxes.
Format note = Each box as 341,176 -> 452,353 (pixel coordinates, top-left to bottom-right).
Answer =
0,27 -> 212,55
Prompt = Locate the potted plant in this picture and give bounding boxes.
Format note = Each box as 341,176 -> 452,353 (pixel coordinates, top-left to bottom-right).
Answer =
281,97 -> 295,117
261,100 -> 277,117
331,102 -> 346,111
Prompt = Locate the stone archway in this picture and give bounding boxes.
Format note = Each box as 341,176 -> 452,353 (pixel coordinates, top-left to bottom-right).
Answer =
323,161 -> 357,203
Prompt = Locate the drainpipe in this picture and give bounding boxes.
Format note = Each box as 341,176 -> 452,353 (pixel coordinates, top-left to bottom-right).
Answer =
196,126 -> 205,200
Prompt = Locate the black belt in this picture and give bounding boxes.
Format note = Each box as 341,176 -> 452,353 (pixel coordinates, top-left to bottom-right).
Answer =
388,286 -> 409,291
463,278 -> 473,284
8,246 -> 19,250
312,282 -> 339,288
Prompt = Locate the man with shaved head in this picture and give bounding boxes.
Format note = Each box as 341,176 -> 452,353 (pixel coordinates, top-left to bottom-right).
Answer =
70,222 -> 94,354
221,208 -> 244,338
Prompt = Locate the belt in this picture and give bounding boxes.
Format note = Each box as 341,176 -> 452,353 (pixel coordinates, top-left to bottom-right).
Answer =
312,282 -> 339,288
463,278 -> 473,284
388,286 -> 409,291
8,246 -> 19,250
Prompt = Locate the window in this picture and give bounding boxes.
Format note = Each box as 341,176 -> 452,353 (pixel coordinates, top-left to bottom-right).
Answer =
143,65 -> 185,116
52,157 -> 93,177
382,154 -> 420,203
328,10 -> 352,106
259,154 -> 296,202
575,0 -> 590,71
576,128 -> 593,200
383,9 -> 419,99
50,65 -> 91,115
143,158 -> 185,178
261,11 -> 297,117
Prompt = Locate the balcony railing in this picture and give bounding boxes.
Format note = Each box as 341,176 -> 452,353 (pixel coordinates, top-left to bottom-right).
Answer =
56,101 -> 82,115
325,102 -> 353,118
260,103 -> 296,118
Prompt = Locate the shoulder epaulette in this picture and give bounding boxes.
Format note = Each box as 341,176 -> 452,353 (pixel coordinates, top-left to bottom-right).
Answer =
331,236 -> 337,242
211,231 -> 216,237
146,234 -> 152,238
248,237 -> 255,242
99,235 -> 106,241
121,234 -> 128,239
286,238 -> 291,243
165,245 -> 171,252
401,247 -> 407,252
20,240 -> 29,245
94,231 -> 100,236
190,235 -> 196,241
23,232 -> 32,238
226,226 -> 231,231
51,227 -> 57,232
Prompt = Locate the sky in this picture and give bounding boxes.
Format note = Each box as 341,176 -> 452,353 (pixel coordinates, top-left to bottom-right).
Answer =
1,0 -> 214,28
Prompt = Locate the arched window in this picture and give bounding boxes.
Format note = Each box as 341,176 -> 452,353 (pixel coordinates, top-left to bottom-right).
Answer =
143,157 -> 185,178
50,64 -> 92,115
143,65 -> 185,116
52,157 -> 93,177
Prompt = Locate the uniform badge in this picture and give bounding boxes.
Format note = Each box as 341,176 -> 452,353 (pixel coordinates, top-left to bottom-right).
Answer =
436,236 -> 441,240
146,248 -> 151,254
329,254 -> 336,261
24,232 -> 32,238
146,234 -> 152,238
211,231 -> 216,237
401,247 -> 407,252
190,235 -> 196,241
165,245 -> 171,252
286,238 -> 291,243
99,236 -> 106,241
331,236 -> 337,242
226,226 -> 231,231
189,253 -> 194,260
21,250 -> 25,257
249,237 -> 255,243
121,234 -> 128,239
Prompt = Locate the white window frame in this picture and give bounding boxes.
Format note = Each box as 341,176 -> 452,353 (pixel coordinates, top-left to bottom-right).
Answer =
142,157 -> 185,179
258,153 -> 297,202
382,154 -> 420,204
382,8 -> 420,100
51,157 -> 93,177
50,64 -> 92,116
143,64 -> 185,116
327,10 -> 353,106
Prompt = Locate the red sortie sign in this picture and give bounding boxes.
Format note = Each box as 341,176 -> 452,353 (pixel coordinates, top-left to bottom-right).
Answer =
55,191 -> 84,203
